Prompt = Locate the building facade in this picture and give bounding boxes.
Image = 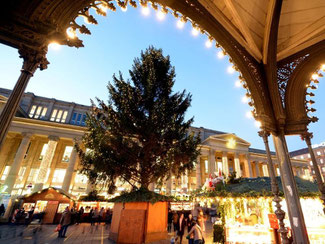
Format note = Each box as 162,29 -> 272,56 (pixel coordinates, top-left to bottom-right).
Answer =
0,88 -> 311,199
290,143 -> 325,179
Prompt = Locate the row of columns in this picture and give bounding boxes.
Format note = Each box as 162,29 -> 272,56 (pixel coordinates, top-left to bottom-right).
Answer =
2,133 -> 79,195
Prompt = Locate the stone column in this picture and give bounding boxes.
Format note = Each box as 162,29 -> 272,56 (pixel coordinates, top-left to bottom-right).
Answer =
234,153 -> 241,178
196,157 -> 202,189
34,136 -> 59,192
4,133 -> 32,194
255,162 -> 260,177
45,99 -> 55,120
222,152 -> 229,177
245,154 -> 253,177
61,147 -> 78,192
209,149 -> 216,176
301,132 -> 325,213
262,164 -> 269,177
65,103 -> 75,123
273,132 -> 309,243
0,48 -> 48,150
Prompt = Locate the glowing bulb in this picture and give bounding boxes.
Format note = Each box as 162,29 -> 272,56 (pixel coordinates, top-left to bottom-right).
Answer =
156,10 -> 166,20
83,16 -> 90,24
235,80 -> 241,87
217,50 -> 225,59
121,6 -> 127,12
100,4 -> 108,13
227,66 -> 235,74
191,27 -> 199,36
66,28 -> 76,39
311,73 -> 319,80
321,64 -> 325,71
254,121 -> 262,128
246,111 -> 253,118
141,6 -> 150,16
48,42 -> 61,50
177,19 -> 185,29
241,95 -> 249,103
205,39 -> 212,48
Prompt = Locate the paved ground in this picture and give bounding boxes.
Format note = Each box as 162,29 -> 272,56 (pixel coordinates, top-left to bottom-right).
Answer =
0,222 -> 214,244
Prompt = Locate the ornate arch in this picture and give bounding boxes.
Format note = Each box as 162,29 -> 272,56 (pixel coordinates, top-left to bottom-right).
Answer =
284,42 -> 325,134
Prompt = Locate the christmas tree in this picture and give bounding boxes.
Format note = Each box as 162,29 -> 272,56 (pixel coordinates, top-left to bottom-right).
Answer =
76,47 -> 200,193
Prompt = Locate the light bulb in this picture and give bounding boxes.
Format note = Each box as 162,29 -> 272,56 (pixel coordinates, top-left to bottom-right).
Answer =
100,4 -> 108,13
48,42 -> 61,50
241,95 -> 249,103
83,16 -> 90,24
227,66 -> 235,74
177,19 -> 185,29
254,121 -> 262,128
321,64 -> 325,71
66,28 -> 76,39
121,6 -> 127,12
235,80 -> 241,88
312,73 -> 319,80
141,6 -> 150,16
205,39 -> 212,48
217,50 -> 225,59
156,10 -> 166,20
246,111 -> 253,118
191,27 -> 199,36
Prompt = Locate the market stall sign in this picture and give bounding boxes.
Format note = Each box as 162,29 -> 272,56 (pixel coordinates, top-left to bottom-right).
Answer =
268,213 -> 279,229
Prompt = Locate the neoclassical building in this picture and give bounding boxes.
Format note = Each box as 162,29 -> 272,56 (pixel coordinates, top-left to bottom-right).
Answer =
0,88 -> 310,198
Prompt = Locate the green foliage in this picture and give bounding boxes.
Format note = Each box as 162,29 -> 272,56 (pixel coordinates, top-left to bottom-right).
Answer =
193,177 -> 320,198
76,47 -> 200,193
226,171 -> 241,184
109,187 -> 174,204
213,224 -> 225,243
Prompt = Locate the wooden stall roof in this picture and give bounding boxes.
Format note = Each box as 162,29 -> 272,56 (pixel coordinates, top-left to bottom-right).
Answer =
20,187 -> 75,203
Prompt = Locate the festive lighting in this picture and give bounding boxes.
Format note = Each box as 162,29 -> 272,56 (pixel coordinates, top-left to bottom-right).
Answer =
235,80 -> 241,87
205,39 -> 213,48
141,6 -> 150,16
312,73 -> 319,80
217,50 -> 225,59
100,3 -> 108,13
176,19 -> 185,29
321,64 -> 325,71
48,42 -> 61,50
66,28 -> 76,39
246,111 -> 253,118
156,10 -> 166,20
254,121 -> 262,128
191,27 -> 199,36
241,95 -> 249,103
121,6 -> 127,12
227,66 -> 235,74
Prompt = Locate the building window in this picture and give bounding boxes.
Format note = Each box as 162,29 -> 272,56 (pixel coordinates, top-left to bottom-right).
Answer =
317,151 -> 321,156
75,174 -> 88,184
308,154 -> 311,158
320,159 -> 324,164
27,169 -> 39,183
322,167 -> 325,173
300,156 -> 304,159
310,161 -> 313,166
71,112 -> 87,126
1,166 -> 11,180
204,160 -> 208,173
18,167 -> 26,181
29,105 -> 47,119
39,144 -> 48,160
50,109 -> 68,123
62,146 -> 73,162
52,169 -> 66,183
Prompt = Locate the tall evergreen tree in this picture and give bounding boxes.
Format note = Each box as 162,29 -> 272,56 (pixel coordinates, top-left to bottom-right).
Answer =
76,47 -> 200,193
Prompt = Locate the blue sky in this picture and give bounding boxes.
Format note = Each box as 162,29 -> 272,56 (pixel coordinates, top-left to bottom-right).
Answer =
0,5 -> 324,151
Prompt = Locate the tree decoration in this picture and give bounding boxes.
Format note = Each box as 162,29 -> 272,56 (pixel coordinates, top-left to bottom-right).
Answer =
76,46 -> 201,193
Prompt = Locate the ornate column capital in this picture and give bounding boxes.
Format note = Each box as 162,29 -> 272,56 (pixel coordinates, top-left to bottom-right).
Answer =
21,132 -> 33,139
18,46 -> 49,74
300,131 -> 313,144
258,130 -> 270,143
48,135 -> 59,141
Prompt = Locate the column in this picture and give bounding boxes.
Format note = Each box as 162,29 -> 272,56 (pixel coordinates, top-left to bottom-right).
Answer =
234,153 -> 241,178
65,103 -> 75,123
222,152 -> 229,177
255,162 -> 260,177
4,133 -> 32,194
301,132 -> 325,213
196,157 -> 202,189
45,99 -> 55,120
209,149 -> 216,176
0,48 -> 48,150
245,154 -> 253,177
61,147 -> 78,192
262,164 -> 269,177
273,133 -> 309,243
33,136 -> 59,192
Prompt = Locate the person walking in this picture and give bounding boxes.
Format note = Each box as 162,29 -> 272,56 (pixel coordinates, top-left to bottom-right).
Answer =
187,220 -> 195,244
0,204 -> 5,216
187,221 -> 204,244
58,207 -> 71,238
76,206 -> 84,224
168,209 -> 173,233
92,207 -> 99,226
172,211 -> 179,233
177,213 -> 186,244
197,210 -> 205,232
98,207 -> 104,224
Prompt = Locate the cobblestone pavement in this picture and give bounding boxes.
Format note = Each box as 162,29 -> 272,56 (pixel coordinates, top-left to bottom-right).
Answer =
0,221 -> 214,244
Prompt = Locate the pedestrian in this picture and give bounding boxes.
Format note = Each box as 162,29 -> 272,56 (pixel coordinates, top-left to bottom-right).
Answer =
197,210 -> 205,232
187,220 -> 204,244
98,207 -> 104,224
186,214 -> 193,233
177,213 -> 186,244
76,206 -> 84,224
187,220 -> 195,244
89,208 -> 94,225
58,206 -> 71,238
105,209 -> 111,225
168,208 -> 173,233
92,207 -> 99,226
0,204 -> 5,216
209,204 -> 217,224
172,211 -> 179,233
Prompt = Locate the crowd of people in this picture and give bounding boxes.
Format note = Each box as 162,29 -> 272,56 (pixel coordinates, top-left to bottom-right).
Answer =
168,204 -> 213,244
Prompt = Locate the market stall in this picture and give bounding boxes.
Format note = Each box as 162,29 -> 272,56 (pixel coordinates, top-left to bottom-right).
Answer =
20,187 -> 75,224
